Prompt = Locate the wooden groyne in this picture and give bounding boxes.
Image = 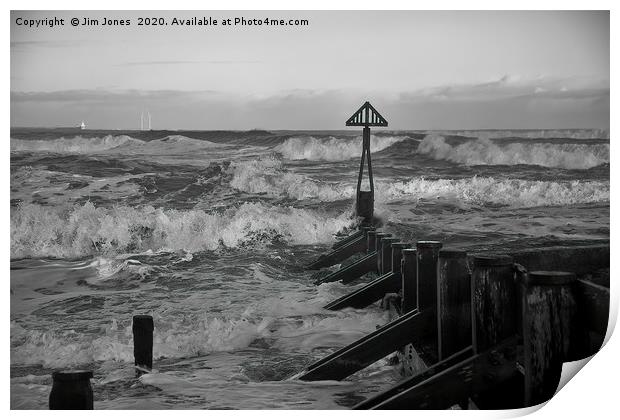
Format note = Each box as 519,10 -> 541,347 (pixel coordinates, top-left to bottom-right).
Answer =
301,226 -> 609,409
298,101 -> 610,409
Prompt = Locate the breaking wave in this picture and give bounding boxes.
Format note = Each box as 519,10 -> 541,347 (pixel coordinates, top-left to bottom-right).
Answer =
10,201 -> 355,259
226,156 -> 608,207
10,316 -> 271,368
10,134 -> 225,155
382,176 -> 609,208
122,135 -> 225,153
444,128 -> 609,140
10,304 -> 388,368
10,135 -> 145,154
274,135 -> 405,161
417,135 -> 609,169
228,156 -> 355,201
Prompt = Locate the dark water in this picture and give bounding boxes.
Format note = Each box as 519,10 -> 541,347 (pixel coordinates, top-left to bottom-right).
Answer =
10,127 -> 609,409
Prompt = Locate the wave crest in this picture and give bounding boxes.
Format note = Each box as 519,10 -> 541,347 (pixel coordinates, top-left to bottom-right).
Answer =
10,201 -> 354,259
383,176 -> 609,208
10,135 -> 145,154
445,128 -> 609,140
228,157 -> 355,201
417,134 -> 609,169
274,135 -> 405,161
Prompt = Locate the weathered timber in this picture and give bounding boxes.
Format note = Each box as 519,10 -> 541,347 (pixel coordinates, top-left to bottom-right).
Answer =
314,251 -> 377,285
390,242 -> 411,275
306,234 -> 368,270
324,271 -> 399,310
331,228 -> 366,250
574,278 -> 609,356
133,315 -> 154,373
299,309 -> 433,381
470,255 -> 524,409
511,245 -> 609,277
354,347 -> 473,409
366,230 -> 378,253
379,242 -> 411,313
471,255 -> 517,353
49,370 -> 94,410
401,249 -> 417,314
415,241 -> 442,365
359,337 -> 519,409
379,237 -> 398,275
522,271 -> 576,407
374,233 -> 393,273
416,241 -> 442,311
437,250 -> 471,361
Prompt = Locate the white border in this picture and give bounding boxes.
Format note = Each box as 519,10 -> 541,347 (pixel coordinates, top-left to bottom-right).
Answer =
3,2 -> 616,419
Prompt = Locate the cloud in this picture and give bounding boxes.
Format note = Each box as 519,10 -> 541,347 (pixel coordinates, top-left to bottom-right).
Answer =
10,89 -> 218,103
118,60 -> 262,66
11,40 -> 90,51
10,76 -> 610,129
399,75 -> 609,103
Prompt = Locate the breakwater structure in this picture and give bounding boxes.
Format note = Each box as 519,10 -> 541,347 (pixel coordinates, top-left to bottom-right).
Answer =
45,102 -> 610,410
299,102 -> 610,409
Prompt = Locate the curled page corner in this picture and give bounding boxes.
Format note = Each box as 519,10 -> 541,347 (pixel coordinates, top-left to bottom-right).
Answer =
556,356 -> 594,394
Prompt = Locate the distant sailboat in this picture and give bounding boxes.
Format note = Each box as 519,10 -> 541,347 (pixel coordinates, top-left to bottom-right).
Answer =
80,121 -> 86,130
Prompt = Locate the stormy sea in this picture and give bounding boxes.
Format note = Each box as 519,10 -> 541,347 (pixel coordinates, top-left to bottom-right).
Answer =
10,127 -> 610,409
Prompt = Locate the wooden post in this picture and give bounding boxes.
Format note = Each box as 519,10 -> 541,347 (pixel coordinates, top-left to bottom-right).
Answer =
367,230 -> 378,253
49,370 -> 94,410
416,241 -> 442,311
416,241 -> 442,364
360,226 -> 375,253
572,278 -> 609,360
401,249 -> 417,313
470,255 -> 523,409
471,255 -> 516,353
522,271 -> 576,406
391,242 -> 411,275
375,233 -> 392,274
380,238 -> 399,274
437,249 -> 471,361
381,242 -> 411,313
133,315 -> 154,374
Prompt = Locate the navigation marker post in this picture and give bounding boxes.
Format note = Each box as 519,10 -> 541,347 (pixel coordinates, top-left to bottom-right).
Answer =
346,101 -> 388,225
305,102 -> 388,271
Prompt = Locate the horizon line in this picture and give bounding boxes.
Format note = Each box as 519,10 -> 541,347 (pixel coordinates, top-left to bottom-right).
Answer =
9,126 -> 611,132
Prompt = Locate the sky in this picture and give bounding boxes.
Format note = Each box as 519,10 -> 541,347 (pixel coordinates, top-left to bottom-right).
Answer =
10,10 -> 610,130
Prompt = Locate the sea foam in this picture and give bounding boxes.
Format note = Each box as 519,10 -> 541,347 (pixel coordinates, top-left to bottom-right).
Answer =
274,135 -> 405,161
382,176 -> 609,208
10,201 -> 355,259
228,156 -> 355,201
10,303 -> 389,368
10,134 -> 225,155
417,134 -> 609,169
227,157 -> 609,207
10,135 -> 145,154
